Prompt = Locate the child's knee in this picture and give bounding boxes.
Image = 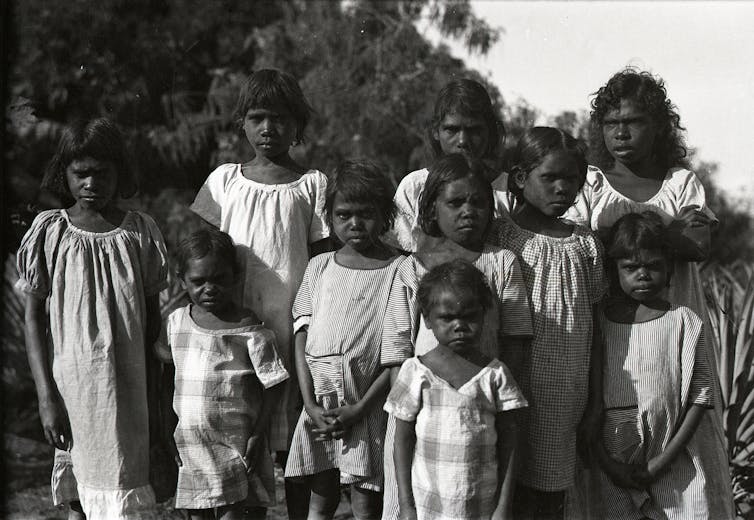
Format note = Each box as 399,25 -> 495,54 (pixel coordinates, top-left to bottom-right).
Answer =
349,486 -> 382,520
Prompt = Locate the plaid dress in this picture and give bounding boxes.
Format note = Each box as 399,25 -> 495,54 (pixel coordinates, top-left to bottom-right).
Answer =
496,219 -> 607,491
384,357 -> 527,520
167,305 -> 289,509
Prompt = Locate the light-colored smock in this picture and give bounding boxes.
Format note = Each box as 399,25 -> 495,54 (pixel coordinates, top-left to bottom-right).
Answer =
190,163 -> 329,450
16,209 -> 168,519
384,357 -> 527,520
165,305 -> 288,509
593,305 -> 733,519
380,246 -> 533,518
285,253 -> 403,490
384,168 -> 515,252
496,219 -> 607,491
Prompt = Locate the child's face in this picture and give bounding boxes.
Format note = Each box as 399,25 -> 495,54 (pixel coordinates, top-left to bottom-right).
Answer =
331,193 -> 385,253
65,157 -> 118,210
516,151 -> 582,217
433,111 -> 489,160
425,287 -> 485,354
434,176 -> 491,248
181,254 -> 236,314
243,104 -> 298,158
615,249 -> 669,303
602,99 -> 658,167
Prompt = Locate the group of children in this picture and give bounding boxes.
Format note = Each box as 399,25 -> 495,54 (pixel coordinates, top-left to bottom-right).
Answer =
16,67 -> 735,520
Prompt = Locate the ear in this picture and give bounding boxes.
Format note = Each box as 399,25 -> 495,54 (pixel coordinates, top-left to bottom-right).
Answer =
432,125 -> 440,143
178,277 -> 188,291
513,167 -> 527,190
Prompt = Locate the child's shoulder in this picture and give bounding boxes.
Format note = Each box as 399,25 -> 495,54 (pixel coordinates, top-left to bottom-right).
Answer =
395,168 -> 430,195
665,302 -> 704,327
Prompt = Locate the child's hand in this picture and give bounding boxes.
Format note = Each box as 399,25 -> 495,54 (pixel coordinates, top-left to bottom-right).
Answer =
38,394 -> 72,450
164,435 -> 182,467
244,433 -> 264,474
306,404 -> 339,441
605,460 -> 644,490
323,403 -> 362,439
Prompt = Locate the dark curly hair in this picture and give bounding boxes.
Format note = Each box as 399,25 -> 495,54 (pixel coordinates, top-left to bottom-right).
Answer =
589,68 -> 688,171
324,159 -> 397,236
417,259 -> 493,319
234,69 -> 313,145
42,118 -> 137,204
418,154 -> 494,238
427,79 -> 505,159
175,227 -> 240,279
507,127 -> 588,204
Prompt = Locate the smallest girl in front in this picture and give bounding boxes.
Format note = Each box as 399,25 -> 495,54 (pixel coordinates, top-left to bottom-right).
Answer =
385,259 -> 527,520
284,160 -> 403,520
591,212 -> 733,519
156,227 -> 289,520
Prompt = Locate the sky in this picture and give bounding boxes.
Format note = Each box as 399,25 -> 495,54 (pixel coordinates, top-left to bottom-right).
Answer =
427,1 -> 754,200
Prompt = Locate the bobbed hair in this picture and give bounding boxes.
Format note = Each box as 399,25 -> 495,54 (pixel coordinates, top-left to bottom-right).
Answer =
606,211 -> 674,289
324,159 -> 397,235
42,118 -> 137,202
507,126 -> 588,203
233,69 -> 313,145
428,79 -> 505,159
175,227 -> 240,279
589,67 -> 688,171
418,154 -> 494,238
417,259 -> 493,319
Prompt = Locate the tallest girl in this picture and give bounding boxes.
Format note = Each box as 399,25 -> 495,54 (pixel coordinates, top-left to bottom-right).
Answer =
190,70 -> 330,510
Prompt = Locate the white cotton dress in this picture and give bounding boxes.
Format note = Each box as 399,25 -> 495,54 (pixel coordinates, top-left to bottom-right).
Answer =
384,168 -> 515,252
191,163 -> 329,450
16,209 -> 168,520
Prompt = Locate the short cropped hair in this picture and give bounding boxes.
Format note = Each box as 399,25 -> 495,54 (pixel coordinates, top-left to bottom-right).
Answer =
417,259 -> 493,319
175,227 -> 240,279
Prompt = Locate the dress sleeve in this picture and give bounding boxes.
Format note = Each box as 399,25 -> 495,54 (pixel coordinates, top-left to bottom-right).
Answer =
136,213 -> 169,296
384,172 -> 421,252
498,251 -> 533,338
248,328 -> 290,389
292,258 -> 318,333
492,361 -> 528,412
688,325 -> 714,409
15,210 -> 60,299
381,259 -> 417,366
308,170 -> 330,243
672,169 -> 718,221
384,359 -> 425,421
564,166 -> 602,227
190,164 -> 234,227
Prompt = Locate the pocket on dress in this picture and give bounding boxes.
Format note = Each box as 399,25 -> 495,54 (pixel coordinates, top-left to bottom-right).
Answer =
602,407 -> 641,462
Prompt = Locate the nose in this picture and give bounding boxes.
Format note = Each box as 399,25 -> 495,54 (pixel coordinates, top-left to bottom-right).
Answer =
616,122 -> 630,139
260,118 -> 273,134
452,319 -> 470,332
636,266 -> 650,279
456,129 -> 469,148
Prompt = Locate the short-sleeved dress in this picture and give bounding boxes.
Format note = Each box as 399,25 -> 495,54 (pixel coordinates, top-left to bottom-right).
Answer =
384,168 -> 515,252
15,209 -> 168,519
165,305 -> 289,509
285,253 -> 403,490
594,305 -> 734,519
190,163 -> 329,450
380,244 -> 533,519
496,219 -> 608,492
384,357 -> 528,520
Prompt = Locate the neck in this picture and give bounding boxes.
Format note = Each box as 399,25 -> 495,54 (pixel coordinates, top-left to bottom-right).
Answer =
611,157 -> 664,180
605,295 -> 670,323
513,202 -> 570,237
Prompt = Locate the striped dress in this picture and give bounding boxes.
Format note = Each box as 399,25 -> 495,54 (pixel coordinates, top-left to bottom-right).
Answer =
496,219 -> 608,492
384,357 -> 528,520
167,305 -> 289,509
380,244 -> 534,519
285,252 -> 403,490
593,305 -> 734,519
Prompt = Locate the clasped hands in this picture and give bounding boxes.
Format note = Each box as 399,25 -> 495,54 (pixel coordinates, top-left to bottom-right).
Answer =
307,402 -> 363,441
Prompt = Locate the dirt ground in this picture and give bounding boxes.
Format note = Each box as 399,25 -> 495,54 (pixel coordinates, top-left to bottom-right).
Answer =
2,434 -> 354,519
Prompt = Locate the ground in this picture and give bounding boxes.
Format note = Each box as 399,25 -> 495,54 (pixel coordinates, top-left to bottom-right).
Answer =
2,434 -> 354,519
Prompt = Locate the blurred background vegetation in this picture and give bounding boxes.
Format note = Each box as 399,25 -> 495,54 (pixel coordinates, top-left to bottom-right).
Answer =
3,0 -> 753,516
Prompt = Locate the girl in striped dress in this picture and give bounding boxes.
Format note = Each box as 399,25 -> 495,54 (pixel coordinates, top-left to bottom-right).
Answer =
591,212 -> 733,519
158,227 -> 289,520
496,127 -> 608,519
285,160 -> 403,519
380,153 -> 533,520
385,260 -> 528,520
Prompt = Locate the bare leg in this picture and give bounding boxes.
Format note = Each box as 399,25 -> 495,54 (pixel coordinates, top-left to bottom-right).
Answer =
307,468 -> 341,520
187,509 -> 214,520
67,500 -> 85,520
349,485 -> 382,520
217,502 -> 247,520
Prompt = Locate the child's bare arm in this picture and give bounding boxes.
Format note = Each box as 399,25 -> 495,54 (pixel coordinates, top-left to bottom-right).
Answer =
24,294 -> 71,450
634,404 -> 706,485
499,336 -> 525,380
244,377 -> 283,472
579,305 -> 604,461
325,368 -> 391,438
294,328 -> 336,439
492,412 -> 518,520
394,417 -> 418,520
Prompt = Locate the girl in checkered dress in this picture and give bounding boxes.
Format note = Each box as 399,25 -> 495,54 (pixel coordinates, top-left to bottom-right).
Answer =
385,260 -> 528,520
496,127 -> 608,519
284,160 -> 403,519
587,212 -> 733,519
157,228 -> 289,520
